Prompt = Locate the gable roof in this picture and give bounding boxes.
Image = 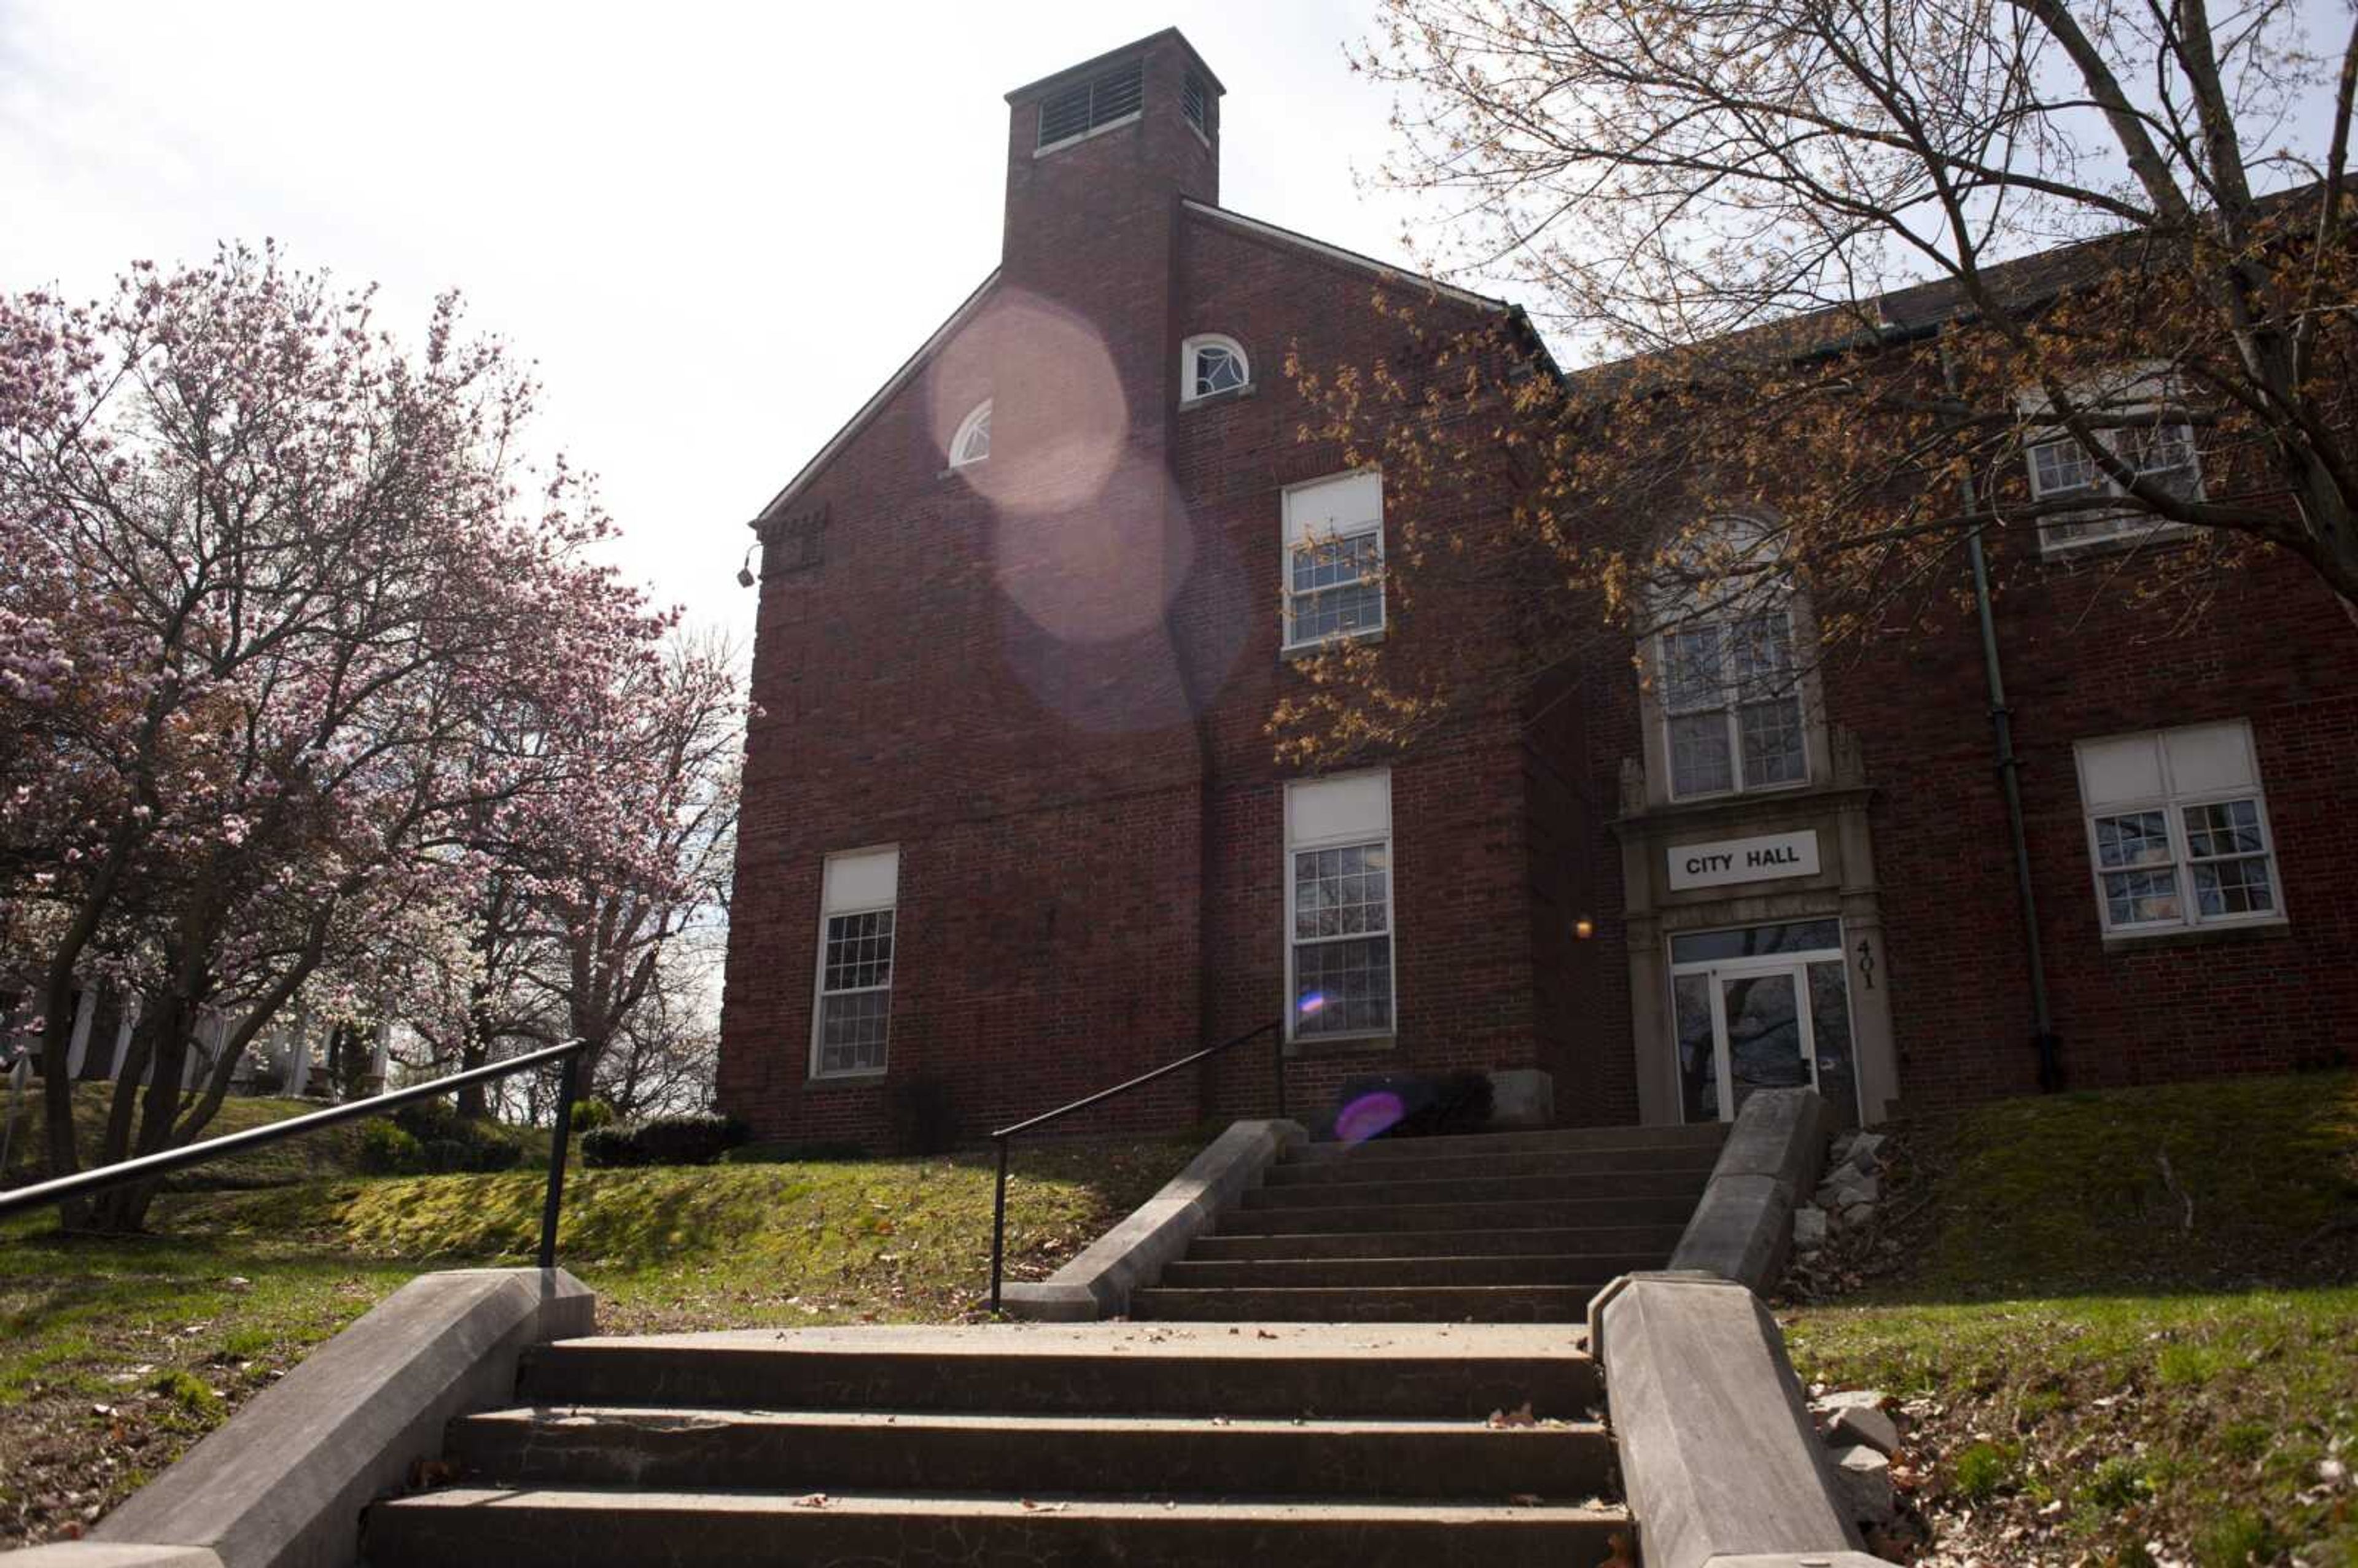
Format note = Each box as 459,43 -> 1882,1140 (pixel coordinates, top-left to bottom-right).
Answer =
749,269 -> 1001,532
748,204 -> 1563,529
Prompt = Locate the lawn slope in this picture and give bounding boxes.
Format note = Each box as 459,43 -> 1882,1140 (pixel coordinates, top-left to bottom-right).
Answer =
1784,1071 -> 2358,1566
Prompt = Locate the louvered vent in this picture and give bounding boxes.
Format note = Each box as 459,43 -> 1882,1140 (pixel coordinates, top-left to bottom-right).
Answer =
1037,59 -> 1146,148
1181,72 -> 1207,133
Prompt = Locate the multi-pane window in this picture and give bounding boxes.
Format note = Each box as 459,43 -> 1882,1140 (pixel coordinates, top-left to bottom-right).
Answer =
1283,470 -> 1384,650
1037,60 -> 1145,149
1660,610 -> 1807,799
2022,370 -> 2202,551
812,848 -> 899,1077
2075,722 -> 2282,935
1286,770 -> 1395,1041
1183,335 -> 1248,401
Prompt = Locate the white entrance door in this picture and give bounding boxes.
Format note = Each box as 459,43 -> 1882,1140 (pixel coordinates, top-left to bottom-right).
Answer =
1669,920 -> 1862,1128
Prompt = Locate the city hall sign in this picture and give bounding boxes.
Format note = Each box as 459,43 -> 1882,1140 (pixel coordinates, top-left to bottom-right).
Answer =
1666,829 -> 1822,892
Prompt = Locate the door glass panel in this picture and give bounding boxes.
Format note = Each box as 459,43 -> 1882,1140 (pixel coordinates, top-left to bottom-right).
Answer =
1718,971 -> 1807,1112
1672,974 -> 1719,1124
1807,960 -> 1861,1131
1671,920 -> 1840,964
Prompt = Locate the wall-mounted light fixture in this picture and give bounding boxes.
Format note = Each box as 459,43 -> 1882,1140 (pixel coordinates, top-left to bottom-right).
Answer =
1573,917 -> 1596,941
736,546 -> 757,589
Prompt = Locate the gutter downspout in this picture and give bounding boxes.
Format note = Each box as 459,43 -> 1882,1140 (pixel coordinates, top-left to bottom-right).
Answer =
1942,346 -> 2063,1091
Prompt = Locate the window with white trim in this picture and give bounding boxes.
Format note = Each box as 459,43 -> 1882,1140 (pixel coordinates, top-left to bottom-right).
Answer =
2074,721 -> 2282,934
1037,60 -> 1145,149
1181,334 -> 1248,402
949,400 -> 991,468
1659,609 -> 1807,800
2021,367 -> 2202,552
1286,771 -> 1395,1041
812,848 -> 898,1077
1282,470 -> 1384,650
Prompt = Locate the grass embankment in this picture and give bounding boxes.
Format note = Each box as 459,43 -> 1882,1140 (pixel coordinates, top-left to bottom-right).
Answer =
1783,1072 -> 2358,1566
0,1124 -> 1195,1547
2,1084 -> 371,1192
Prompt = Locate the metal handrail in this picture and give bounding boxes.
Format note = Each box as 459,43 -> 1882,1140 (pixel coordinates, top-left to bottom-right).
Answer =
986,1019 -> 1283,1312
0,1038 -> 590,1269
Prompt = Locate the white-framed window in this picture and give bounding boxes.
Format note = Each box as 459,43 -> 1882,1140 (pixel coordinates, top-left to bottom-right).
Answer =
812,847 -> 898,1077
1659,608 -> 1808,801
1282,470 -> 1385,650
2021,367 -> 2202,553
1285,770 -> 1395,1042
949,400 -> 991,468
1181,334 -> 1249,402
2074,721 -> 2284,936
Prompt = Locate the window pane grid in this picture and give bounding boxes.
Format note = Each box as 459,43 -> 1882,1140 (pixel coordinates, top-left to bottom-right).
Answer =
1661,611 -> 1804,798
1291,835 -> 1393,1038
817,906 -> 893,1076
822,909 -> 895,992
1286,531 -> 1384,645
1293,844 -> 1390,941
1738,698 -> 1806,788
817,990 -> 889,1076
1294,935 -> 1393,1036
2085,786 -> 2278,933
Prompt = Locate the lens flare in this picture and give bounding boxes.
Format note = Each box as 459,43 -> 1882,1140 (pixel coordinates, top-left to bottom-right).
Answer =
1334,1091 -> 1406,1146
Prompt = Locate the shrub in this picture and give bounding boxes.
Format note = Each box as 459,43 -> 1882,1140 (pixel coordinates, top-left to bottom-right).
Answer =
356,1119 -> 423,1174
568,1096 -> 618,1134
1948,1439 -> 2023,1502
891,1076 -> 959,1154
582,1112 -> 750,1168
357,1099 -> 528,1174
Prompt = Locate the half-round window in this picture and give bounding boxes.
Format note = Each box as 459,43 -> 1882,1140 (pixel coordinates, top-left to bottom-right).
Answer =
1181,335 -> 1250,402
950,399 -> 992,468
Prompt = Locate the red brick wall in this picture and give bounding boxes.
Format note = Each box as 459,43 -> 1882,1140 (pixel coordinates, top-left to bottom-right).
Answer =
720,80 -> 1560,1146
1843,533 -> 2358,1110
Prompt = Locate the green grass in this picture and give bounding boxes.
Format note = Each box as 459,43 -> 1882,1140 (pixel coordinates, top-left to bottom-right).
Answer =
2,1084 -> 370,1192
1784,1069 -> 2358,1564
0,1135 -> 1196,1545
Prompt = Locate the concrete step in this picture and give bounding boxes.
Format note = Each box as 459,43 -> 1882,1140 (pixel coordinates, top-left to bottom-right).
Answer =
1286,1123 -> 1726,1165
1264,1144 -> 1722,1186
365,1487 -> 1635,1568
1215,1193 -> 1700,1235
1187,1225 -> 1685,1262
517,1324 -> 1602,1419
1129,1284 -> 1599,1322
1158,1256 -> 1623,1289
1242,1169 -> 1708,1211
446,1406 -> 1614,1500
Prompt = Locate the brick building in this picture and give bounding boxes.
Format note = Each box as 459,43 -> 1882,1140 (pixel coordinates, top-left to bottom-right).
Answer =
717,28 -> 2358,1147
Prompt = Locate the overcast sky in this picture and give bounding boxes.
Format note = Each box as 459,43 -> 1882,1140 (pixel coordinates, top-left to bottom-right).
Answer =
0,1 -> 1439,640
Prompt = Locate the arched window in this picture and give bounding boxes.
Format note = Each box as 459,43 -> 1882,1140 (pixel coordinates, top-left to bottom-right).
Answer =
949,399 -> 992,468
1181,335 -> 1250,402
1649,517 -> 1808,801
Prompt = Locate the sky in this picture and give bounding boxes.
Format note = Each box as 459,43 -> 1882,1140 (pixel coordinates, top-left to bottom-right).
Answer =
0,1 -> 1437,642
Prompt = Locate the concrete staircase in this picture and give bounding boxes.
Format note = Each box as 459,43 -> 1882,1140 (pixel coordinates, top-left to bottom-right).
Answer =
362,1322 -> 1630,1566
1131,1121 -> 1726,1322
364,1124 -> 1728,1565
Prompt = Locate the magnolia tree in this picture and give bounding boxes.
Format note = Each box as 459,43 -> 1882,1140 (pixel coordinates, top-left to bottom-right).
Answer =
1275,0 -> 2358,758
411,627 -> 741,1121
0,247 -> 667,1230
